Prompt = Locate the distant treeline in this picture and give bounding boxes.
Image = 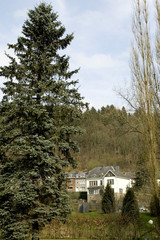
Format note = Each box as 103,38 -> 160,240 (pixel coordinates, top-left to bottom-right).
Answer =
74,105 -> 154,172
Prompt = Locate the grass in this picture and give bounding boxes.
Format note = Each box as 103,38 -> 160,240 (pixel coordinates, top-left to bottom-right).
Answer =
70,211 -> 104,218
39,212 -> 159,240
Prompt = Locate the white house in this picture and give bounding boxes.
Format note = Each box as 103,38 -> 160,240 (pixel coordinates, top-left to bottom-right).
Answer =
86,166 -> 132,202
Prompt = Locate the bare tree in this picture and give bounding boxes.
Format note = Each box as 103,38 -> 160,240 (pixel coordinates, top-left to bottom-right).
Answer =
129,0 -> 160,224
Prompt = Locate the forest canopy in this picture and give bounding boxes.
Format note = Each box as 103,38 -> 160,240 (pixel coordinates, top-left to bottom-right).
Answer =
75,105 -> 147,171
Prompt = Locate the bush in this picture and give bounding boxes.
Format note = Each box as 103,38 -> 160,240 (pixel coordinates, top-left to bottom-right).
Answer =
102,184 -> 115,213
68,192 -> 87,200
122,188 -> 139,223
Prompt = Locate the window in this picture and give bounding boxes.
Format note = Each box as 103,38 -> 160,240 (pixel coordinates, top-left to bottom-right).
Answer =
94,189 -> 99,194
89,189 -> 99,195
68,179 -> 73,184
80,180 -> 85,184
89,189 -> 94,194
68,187 -> 73,191
119,188 -> 123,194
107,179 -> 114,185
100,180 -> 103,185
89,181 -> 98,187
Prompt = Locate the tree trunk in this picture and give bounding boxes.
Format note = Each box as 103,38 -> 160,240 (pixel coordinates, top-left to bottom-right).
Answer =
32,222 -> 39,240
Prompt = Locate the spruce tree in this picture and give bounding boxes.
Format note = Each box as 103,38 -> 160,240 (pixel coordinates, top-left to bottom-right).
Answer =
0,3 -> 85,240
102,183 -> 115,214
122,188 -> 139,223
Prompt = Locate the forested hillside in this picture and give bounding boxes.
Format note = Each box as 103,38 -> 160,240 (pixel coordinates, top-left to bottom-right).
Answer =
75,105 -> 145,171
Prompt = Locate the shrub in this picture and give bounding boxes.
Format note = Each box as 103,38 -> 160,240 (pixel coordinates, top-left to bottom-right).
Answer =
122,188 -> 139,223
102,183 -> 115,213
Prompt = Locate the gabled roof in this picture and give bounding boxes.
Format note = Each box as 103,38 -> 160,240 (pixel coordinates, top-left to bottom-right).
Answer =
87,166 -> 131,179
87,166 -> 113,178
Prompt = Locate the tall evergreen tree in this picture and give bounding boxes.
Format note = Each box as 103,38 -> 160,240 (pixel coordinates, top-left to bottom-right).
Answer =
124,0 -> 160,226
101,183 -> 115,214
0,3 -> 85,240
122,188 -> 139,223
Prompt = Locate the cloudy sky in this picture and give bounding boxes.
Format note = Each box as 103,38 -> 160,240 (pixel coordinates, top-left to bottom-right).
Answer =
0,0 -> 135,109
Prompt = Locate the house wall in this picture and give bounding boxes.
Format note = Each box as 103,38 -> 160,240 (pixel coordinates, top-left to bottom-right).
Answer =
88,192 -> 102,203
86,176 -> 132,203
75,178 -> 86,192
103,177 -> 131,194
86,177 -> 131,195
67,178 -> 75,192
86,178 -> 103,189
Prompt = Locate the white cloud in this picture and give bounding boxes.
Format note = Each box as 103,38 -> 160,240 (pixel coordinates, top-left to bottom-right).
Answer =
68,0 -> 132,38
71,53 -> 126,69
51,0 -> 68,18
11,26 -> 22,37
0,46 -> 9,67
13,8 -> 27,18
0,44 -> 18,67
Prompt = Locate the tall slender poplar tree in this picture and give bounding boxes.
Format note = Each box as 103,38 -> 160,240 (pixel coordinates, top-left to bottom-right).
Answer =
0,3 -> 85,240
130,0 -> 160,224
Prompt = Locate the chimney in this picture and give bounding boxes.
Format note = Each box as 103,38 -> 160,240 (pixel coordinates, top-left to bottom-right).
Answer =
115,166 -> 119,172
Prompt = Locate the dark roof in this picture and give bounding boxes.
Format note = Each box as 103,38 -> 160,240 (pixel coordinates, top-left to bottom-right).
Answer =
123,172 -> 136,179
87,166 -> 131,179
66,172 -> 87,178
87,166 -> 112,178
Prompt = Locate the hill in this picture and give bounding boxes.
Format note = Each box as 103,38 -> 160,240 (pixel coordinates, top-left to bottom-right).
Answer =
74,105 -> 144,172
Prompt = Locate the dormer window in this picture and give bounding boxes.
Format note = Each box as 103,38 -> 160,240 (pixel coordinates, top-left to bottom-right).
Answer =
90,174 -> 96,178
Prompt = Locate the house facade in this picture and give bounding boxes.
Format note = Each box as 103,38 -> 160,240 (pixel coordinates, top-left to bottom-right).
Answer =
67,172 -> 87,192
86,166 -> 132,202
74,172 -> 87,192
67,172 -> 76,192
66,166 -> 134,202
